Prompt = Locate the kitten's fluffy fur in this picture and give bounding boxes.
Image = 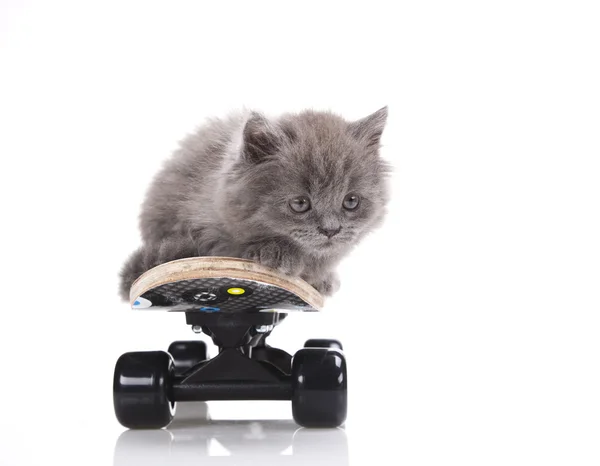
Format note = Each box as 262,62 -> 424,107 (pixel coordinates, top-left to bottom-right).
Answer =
119,108 -> 390,300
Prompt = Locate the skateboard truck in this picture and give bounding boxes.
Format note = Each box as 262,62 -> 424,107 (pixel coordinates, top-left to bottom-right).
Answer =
170,312 -> 295,402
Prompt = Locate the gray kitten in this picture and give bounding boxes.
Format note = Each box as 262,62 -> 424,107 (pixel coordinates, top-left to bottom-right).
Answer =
119,107 -> 391,300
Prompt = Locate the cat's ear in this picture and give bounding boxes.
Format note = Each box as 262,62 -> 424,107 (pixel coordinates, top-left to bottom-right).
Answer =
348,106 -> 388,150
242,112 -> 281,163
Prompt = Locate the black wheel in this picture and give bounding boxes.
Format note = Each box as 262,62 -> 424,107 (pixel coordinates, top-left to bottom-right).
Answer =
168,340 -> 208,374
113,351 -> 175,429
291,348 -> 347,428
304,339 -> 343,350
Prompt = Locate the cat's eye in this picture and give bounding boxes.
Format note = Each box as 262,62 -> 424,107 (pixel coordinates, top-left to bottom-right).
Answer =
289,196 -> 311,213
343,193 -> 360,210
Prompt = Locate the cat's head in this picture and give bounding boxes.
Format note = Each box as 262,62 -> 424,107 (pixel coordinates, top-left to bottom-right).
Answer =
228,108 -> 391,257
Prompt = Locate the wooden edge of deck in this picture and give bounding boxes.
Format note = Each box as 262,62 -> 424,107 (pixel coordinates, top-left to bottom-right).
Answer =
130,256 -> 325,310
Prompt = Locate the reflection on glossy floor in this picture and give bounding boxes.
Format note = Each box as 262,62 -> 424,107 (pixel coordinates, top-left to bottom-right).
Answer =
114,402 -> 348,466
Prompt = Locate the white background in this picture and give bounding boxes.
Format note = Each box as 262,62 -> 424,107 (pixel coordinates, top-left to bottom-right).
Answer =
1,1 -> 599,465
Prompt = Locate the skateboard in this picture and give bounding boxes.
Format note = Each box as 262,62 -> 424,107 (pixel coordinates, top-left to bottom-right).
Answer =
113,257 -> 347,429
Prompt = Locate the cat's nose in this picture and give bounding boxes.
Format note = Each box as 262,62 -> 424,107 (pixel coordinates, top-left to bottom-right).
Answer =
318,226 -> 341,238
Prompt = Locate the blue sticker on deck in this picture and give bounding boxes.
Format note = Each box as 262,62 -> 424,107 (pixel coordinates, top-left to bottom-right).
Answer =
132,296 -> 153,309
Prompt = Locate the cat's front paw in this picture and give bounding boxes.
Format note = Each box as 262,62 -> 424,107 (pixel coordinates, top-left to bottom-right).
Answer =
307,273 -> 340,297
241,242 -> 303,276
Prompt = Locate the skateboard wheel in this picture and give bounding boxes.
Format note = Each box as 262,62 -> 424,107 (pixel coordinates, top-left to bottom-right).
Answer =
304,339 -> 343,351
113,351 -> 175,429
168,340 -> 209,374
291,348 -> 347,428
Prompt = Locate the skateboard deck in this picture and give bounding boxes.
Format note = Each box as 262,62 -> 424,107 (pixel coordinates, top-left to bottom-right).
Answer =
130,257 -> 324,313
